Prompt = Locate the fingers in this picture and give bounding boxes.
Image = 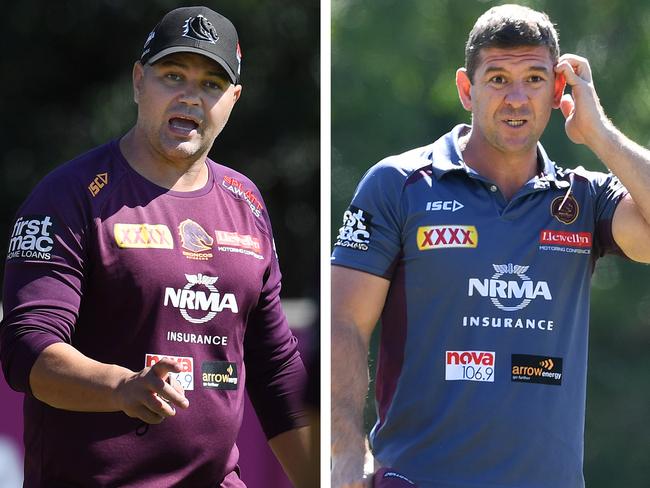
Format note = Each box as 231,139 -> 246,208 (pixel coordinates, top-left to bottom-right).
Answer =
159,376 -> 190,410
148,358 -> 190,409
559,93 -> 575,119
555,53 -> 593,85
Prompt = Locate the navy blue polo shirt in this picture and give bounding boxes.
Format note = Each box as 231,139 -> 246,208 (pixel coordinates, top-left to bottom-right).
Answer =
332,124 -> 627,488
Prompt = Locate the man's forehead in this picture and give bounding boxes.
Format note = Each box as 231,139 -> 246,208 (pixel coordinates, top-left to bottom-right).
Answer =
154,52 -> 229,77
477,46 -> 554,71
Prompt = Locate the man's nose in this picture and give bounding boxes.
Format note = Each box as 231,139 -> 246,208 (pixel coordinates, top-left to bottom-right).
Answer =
504,82 -> 528,108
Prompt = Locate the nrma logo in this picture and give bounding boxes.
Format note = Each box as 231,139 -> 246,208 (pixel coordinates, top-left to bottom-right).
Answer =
468,263 -> 552,311
164,273 -> 238,324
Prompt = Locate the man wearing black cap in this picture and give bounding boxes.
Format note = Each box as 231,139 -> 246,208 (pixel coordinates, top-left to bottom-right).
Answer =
1,6 -> 310,487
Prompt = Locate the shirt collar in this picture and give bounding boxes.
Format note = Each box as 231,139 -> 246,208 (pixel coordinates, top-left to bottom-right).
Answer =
426,124 -> 570,189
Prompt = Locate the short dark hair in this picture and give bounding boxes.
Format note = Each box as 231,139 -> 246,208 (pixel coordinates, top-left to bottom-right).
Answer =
465,4 -> 560,82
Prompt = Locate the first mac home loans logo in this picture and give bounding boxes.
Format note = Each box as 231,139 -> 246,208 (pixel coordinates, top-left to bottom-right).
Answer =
7,215 -> 56,261
335,206 -> 372,251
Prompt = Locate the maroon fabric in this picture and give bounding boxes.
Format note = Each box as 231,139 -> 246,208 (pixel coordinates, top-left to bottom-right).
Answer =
375,261 -> 408,425
372,467 -> 417,487
0,140 -> 306,487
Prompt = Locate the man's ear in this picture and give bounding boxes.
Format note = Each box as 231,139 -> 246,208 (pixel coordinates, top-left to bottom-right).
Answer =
552,70 -> 566,109
231,84 -> 242,104
132,61 -> 145,104
456,68 -> 473,112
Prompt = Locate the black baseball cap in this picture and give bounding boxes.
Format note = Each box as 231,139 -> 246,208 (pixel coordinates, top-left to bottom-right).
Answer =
140,6 -> 242,84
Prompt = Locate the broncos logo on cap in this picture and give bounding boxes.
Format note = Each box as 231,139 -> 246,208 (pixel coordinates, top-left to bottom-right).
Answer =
182,15 -> 219,44
178,219 -> 213,252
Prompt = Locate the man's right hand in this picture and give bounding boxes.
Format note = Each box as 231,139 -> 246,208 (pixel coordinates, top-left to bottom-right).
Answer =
116,358 -> 189,424
29,342 -> 189,421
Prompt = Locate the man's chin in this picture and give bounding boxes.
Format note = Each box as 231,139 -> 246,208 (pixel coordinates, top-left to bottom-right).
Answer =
165,141 -> 206,161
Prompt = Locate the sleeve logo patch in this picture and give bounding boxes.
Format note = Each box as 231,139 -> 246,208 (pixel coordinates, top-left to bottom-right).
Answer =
335,205 -> 373,251
201,361 -> 238,389
511,354 -> 563,385
7,215 -> 56,261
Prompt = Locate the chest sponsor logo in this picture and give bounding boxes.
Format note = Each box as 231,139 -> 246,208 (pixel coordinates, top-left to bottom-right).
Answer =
201,361 -> 238,389
164,273 -> 238,324
178,219 -> 213,260
215,230 -> 264,260
114,223 -> 174,249
145,353 -> 194,390
222,176 -> 263,218
539,230 -> 592,255
445,350 -> 495,382
88,172 -> 109,197
425,200 -> 464,212
511,354 -> 563,385
335,206 -> 372,251
417,225 -> 477,250
7,215 -> 56,261
468,263 -> 551,311
551,194 -> 579,224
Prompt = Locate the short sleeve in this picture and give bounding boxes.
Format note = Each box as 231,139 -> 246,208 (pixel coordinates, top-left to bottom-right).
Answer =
331,159 -> 406,279
0,173 -> 88,394
586,169 -> 628,257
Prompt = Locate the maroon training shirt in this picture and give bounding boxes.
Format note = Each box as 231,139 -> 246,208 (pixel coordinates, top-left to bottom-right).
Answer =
0,140 -> 306,487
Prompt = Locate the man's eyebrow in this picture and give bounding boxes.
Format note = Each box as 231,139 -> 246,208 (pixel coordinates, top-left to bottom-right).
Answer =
483,65 -> 550,74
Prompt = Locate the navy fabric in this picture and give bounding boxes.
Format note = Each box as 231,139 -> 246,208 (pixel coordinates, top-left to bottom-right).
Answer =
332,125 -> 627,488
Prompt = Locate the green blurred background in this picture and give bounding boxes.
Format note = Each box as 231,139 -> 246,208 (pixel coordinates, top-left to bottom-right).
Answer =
332,0 -> 650,486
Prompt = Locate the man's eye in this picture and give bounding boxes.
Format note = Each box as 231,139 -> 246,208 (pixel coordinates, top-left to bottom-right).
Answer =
489,76 -> 506,84
528,75 -> 544,83
165,73 -> 183,81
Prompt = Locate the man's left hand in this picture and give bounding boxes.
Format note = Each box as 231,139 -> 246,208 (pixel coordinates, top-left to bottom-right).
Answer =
555,53 -> 609,145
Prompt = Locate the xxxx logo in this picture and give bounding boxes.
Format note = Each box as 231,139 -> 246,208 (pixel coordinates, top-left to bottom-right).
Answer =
417,225 -> 478,250
114,224 -> 174,249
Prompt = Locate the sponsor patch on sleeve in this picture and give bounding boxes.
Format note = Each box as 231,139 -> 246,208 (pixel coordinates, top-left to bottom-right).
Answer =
511,354 -> 562,385
6,215 -> 57,261
201,361 -> 239,390
335,205 -> 373,251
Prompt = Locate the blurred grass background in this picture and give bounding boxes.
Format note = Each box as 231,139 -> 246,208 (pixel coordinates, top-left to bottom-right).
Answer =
332,1 -> 650,486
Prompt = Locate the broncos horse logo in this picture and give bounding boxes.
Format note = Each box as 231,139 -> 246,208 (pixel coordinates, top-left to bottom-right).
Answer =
178,219 -> 214,252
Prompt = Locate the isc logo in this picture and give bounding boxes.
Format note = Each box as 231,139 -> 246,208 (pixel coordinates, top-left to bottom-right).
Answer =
417,225 -> 478,250
88,173 -> 109,197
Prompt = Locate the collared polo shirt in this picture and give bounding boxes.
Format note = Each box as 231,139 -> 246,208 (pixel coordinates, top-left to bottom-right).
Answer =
332,124 -> 627,488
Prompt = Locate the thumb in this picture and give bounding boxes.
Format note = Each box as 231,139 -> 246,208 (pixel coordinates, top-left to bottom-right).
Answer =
559,93 -> 575,120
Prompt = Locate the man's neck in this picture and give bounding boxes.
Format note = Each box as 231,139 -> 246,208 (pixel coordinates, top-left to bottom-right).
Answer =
119,128 -> 209,192
458,130 -> 539,201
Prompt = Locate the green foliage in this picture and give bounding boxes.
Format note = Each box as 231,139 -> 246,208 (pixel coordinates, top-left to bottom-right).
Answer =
333,1 -> 650,485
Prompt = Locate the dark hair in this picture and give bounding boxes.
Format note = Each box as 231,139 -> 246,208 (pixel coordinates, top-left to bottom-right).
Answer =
465,4 -> 560,82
